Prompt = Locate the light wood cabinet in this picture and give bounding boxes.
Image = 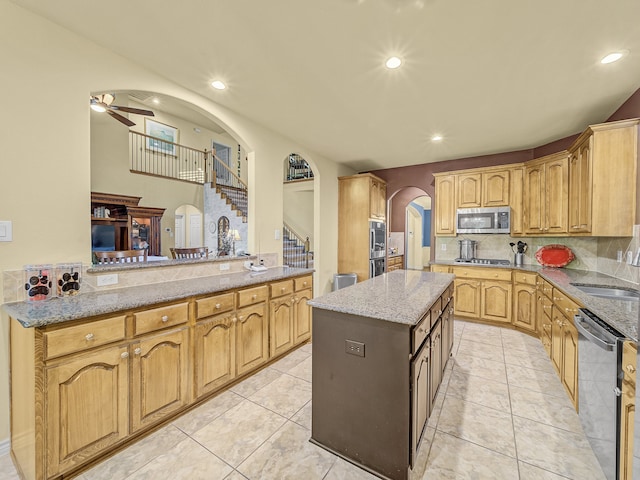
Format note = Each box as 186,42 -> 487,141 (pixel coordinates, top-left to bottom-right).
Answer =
453,278 -> 481,318
430,319 -> 443,407
45,344 -> 129,478
620,340 -> 637,480
338,173 -> 387,281
513,272 -> 537,332
482,169 -> 510,207
131,326 -> 190,432
568,118 -> 639,236
430,264 -> 450,273
434,174 -> 456,236
509,166 -> 524,235
480,280 -> 512,324
457,173 -> 482,208
270,294 -> 295,358
549,290 -> 580,409
523,152 -> 569,235
388,255 -> 404,271
453,267 -> 512,323
10,272 -> 313,480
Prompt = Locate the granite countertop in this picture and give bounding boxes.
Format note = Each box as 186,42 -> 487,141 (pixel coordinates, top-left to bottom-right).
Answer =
431,261 -> 639,341
4,267 -> 313,329
308,270 -> 455,326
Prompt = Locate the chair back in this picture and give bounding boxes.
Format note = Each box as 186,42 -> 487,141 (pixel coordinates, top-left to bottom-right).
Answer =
170,247 -> 208,259
94,250 -> 148,264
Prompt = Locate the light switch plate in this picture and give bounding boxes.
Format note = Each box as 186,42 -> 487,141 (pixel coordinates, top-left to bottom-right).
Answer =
0,220 -> 12,242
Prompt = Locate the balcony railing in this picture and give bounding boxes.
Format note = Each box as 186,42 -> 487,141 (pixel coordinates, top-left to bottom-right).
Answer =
129,130 -> 248,219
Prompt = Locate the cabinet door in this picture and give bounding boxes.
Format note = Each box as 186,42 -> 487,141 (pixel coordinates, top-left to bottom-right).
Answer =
509,167 -> 524,234
430,320 -> 443,408
457,173 -> 482,208
270,295 -> 295,358
435,175 -> 456,235
568,139 -> 592,233
293,289 -> 312,345
545,157 -> 569,234
550,309 -> 563,375
454,279 -> 480,318
620,381 -> 635,480
235,303 -> 269,376
482,170 -> 510,207
480,281 -> 512,324
46,345 -> 129,477
370,178 -> 386,220
194,314 -> 236,398
411,338 -> 431,467
561,319 -> 578,409
523,163 -> 545,234
131,327 -> 190,432
513,284 -> 536,332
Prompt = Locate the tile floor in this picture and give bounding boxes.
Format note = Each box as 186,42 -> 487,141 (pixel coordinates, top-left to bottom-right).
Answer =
0,320 -> 607,480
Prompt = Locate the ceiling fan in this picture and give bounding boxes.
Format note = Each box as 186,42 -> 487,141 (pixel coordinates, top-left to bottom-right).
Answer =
89,93 -> 154,127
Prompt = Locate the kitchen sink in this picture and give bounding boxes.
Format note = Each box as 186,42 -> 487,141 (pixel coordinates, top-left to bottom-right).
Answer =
570,283 -> 640,301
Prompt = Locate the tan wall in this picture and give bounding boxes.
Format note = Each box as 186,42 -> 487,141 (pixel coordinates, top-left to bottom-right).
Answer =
0,2 -> 353,447
283,181 -> 315,249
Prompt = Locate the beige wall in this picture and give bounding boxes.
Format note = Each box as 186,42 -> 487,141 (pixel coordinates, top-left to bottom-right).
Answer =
0,2 -> 354,447
283,181 -> 315,249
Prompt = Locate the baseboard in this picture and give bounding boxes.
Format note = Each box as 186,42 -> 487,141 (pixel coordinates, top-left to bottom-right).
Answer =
0,438 -> 10,456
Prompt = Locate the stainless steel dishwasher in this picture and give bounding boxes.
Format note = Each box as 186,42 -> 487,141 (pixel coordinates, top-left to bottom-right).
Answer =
574,308 -> 626,480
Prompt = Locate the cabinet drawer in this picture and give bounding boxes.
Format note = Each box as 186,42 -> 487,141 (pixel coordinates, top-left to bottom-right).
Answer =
238,285 -> 268,307
430,264 -> 451,274
44,315 -> 127,359
430,296 -> 442,328
295,275 -> 313,292
133,302 -> 189,336
412,311 -> 430,355
552,289 -> 581,317
271,280 -> 294,298
539,295 -> 553,321
196,292 -> 235,319
452,266 -> 512,281
514,271 -> 537,286
540,279 -> 554,299
622,341 -> 637,386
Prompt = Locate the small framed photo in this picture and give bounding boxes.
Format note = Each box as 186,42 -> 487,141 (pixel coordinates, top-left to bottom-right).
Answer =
145,118 -> 179,155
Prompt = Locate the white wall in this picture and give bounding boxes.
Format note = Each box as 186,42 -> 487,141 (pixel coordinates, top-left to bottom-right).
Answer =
0,2 -> 354,446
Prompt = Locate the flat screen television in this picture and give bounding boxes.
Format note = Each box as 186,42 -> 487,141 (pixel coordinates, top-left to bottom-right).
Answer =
91,224 -> 116,251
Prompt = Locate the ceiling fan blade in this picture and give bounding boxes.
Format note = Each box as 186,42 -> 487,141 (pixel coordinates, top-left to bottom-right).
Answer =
109,105 -> 155,116
106,109 -> 136,127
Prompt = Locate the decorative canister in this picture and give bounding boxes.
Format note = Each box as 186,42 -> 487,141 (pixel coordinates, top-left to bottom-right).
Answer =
23,264 -> 54,301
55,263 -> 82,296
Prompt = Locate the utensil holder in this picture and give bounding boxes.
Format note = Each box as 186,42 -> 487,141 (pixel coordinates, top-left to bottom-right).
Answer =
514,253 -> 524,266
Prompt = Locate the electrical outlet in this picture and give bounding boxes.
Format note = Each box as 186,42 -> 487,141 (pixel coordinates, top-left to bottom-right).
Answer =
275,229 -> 281,240
345,339 -> 365,357
219,263 -> 230,271
441,244 -> 447,251
97,274 -> 118,287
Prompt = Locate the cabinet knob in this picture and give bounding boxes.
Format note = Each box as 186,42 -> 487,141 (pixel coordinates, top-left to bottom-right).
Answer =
134,347 -> 141,355
85,333 -> 94,341
215,303 -> 221,309
252,294 -> 257,300
161,315 -> 169,323
303,281 -> 308,287
232,316 -> 238,324
120,352 -> 129,359
626,364 -> 636,374
237,315 -> 244,322
494,274 -> 498,277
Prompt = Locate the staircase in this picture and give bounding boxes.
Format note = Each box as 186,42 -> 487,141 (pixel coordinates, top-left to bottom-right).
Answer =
283,223 -> 313,268
215,184 -> 247,222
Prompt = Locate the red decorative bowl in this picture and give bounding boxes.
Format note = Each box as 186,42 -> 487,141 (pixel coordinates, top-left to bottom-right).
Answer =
535,244 -> 575,268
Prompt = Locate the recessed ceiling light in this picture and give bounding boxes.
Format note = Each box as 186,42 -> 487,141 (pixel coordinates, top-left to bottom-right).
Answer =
152,98 -> 160,104
431,134 -> 443,142
385,56 -> 402,69
211,80 -> 226,90
601,51 -> 627,64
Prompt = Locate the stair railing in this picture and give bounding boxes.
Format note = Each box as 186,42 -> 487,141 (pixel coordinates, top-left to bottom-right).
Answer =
208,149 -> 248,220
283,222 -> 312,268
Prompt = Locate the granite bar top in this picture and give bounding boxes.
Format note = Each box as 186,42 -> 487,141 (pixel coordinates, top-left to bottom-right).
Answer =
4,267 -> 313,328
432,261 -> 640,342
308,270 -> 455,326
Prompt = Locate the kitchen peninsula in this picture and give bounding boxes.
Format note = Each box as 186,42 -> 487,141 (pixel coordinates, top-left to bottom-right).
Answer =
4,266 -> 313,480
309,270 -> 455,480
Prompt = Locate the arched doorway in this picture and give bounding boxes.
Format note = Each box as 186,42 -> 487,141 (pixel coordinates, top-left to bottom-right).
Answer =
388,187 -> 432,270
174,204 -> 203,248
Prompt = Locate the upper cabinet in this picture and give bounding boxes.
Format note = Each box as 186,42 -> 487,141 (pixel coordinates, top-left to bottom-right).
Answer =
456,169 -> 510,208
567,119 -> 639,236
523,152 -> 569,235
434,174 -> 457,236
369,176 -> 387,220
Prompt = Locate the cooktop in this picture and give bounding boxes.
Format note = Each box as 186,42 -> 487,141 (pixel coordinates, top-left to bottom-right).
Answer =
454,258 -> 511,266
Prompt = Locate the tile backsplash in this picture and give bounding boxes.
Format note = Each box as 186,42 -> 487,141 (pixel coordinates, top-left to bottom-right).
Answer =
435,226 -> 640,285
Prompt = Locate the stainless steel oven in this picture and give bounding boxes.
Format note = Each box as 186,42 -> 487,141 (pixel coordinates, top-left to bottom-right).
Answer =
574,309 -> 625,480
370,258 -> 385,278
456,207 -> 510,234
370,221 -> 386,259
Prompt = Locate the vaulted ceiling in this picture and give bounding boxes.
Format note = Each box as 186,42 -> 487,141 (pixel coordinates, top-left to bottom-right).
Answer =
13,0 -> 640,171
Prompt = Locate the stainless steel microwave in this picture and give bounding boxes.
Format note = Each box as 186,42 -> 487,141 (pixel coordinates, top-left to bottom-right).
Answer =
456,207 -> 510,234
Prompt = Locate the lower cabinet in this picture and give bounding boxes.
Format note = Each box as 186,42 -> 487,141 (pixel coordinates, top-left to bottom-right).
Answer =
270,293 -> 295,358
235,303 -> 269,376
131,326 -> 190,432
480,280 -> 512,324
194,313 -> 236,398
293,289 -> 312,344
45,344 -> 129,477
430,319 -> 443,407
513,272 -> 538,332
620,341 -> 637,480
454,279 -> 480,318
549,292 -> 580,409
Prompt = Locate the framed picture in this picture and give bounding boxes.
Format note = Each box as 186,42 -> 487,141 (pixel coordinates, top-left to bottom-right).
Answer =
145,118 -> 179,155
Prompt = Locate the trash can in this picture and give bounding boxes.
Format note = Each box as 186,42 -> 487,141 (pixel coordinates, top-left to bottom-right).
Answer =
333,273 -> 357,291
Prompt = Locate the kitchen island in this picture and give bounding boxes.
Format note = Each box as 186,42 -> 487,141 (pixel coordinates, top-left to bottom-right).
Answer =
308,270 -> 455,480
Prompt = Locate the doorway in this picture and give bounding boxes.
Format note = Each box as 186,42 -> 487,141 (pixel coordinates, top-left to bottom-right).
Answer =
175,204 -> 203,248
405,196 -> 431,270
